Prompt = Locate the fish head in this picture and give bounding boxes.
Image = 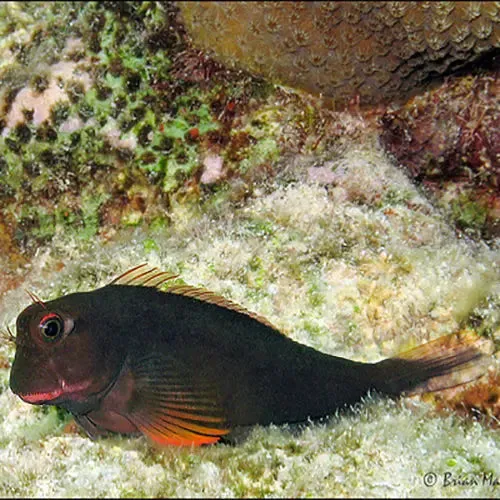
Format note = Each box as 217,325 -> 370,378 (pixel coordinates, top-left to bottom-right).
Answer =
9,291 -> 126,412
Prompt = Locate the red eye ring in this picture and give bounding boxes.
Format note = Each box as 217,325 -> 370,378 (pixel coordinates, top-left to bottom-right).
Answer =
40,313 -> 60,324
39,313 -> 64,340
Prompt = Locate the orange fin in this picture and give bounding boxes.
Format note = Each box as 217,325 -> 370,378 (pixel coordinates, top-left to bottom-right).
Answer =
126,352 -> 230,447
109,264 -> 278,330
374,329 -> 494,396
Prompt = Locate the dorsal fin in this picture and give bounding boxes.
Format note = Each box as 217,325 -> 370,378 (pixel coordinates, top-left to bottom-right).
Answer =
166,284 -> 278,330
109,264 -> 279,331
109,263 -> 179,288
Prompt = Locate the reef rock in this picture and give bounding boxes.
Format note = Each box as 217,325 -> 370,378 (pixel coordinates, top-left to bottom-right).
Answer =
380,72 -> 499,239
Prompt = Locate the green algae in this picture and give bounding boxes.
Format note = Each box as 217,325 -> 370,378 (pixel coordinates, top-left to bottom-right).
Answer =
0,1 -> 279,258
237,136 -> 279,175
450,193 -> 489,237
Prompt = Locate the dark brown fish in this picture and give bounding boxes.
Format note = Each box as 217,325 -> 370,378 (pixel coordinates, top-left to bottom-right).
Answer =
9,264 -> 493,447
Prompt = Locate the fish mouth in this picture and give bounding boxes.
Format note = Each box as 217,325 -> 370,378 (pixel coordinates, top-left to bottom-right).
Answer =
19,388 -> 64,404
17,379 -> 94,405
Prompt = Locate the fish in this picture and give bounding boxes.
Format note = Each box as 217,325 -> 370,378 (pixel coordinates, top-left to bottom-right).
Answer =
9,264 -> 493,447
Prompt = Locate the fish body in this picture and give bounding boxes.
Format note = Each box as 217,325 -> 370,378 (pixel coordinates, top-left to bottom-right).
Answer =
9,265 -> 492,446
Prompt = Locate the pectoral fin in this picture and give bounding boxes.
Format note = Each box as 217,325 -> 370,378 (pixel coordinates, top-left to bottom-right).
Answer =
73,413 -> 104,439
126,352 -> 230,447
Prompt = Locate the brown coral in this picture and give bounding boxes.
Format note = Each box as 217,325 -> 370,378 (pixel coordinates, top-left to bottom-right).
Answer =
177,2 -> 500,107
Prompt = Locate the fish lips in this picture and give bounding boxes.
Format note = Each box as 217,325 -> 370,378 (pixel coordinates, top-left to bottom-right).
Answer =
12,378 -> 94,405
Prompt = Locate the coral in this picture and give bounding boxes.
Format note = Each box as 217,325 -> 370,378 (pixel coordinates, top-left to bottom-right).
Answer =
380,72 -> 499,239
178,1 -> 500,107
2,57 -> 92,133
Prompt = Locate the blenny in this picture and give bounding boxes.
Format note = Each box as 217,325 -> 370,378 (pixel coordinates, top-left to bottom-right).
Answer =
9,264 -> 492,446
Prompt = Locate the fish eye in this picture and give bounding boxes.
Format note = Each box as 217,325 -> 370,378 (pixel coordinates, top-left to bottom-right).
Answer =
39,313 -> 64,341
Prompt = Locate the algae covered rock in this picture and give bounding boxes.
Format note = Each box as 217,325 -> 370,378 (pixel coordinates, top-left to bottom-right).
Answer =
178,1 -> 500,106
0,142 -> 499,497
380,72 -> 499,239
0,1 -> 279,292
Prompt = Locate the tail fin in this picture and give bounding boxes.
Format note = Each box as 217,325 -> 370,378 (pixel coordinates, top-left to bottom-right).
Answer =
372,330 -> 494,397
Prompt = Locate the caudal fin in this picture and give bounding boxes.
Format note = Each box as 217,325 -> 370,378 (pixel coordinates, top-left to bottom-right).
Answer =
373,330 -> 494,397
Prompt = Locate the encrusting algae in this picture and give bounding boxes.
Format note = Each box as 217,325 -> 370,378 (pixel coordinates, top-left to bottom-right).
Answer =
9,263 -> 495,447
1,163 -> 500,495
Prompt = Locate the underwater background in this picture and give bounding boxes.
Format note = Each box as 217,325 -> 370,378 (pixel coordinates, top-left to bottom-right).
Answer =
0,2 -> 499,497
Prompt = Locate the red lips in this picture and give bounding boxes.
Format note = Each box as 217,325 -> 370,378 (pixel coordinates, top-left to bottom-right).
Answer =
19,388 -> 63,404
18,378 -> 93,404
